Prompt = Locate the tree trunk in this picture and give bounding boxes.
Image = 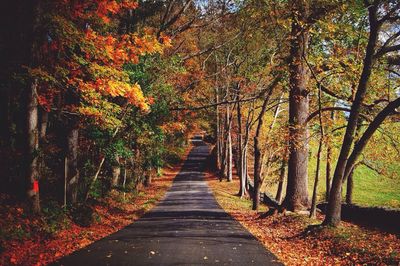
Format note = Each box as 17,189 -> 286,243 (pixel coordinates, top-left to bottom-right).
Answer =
66,123 -> 79,204
0,88 -> 10,147
344,97 -> 400,181
145,172 -> 151,186
252,136 -> 261,210
346,169 -> 354,204
85,125 -> 121,201
283,7 -> 310,212
324,5 -> 379,226
27,79 -> 40,213
227,127 -> 233,182
244,144 -> 250,191
112,155 -> 121,187
325,111 -> 334,201
325,140 -> 332,201
226,104 -> 233,182
215,87 -> 221,171
145,169 -> 153,187
251,78 -> 279,210
39,110 -> 48,140
220,112 -> 227,181
276,158 -> 286,203
310,137 -> 323,218
237,99 -> 245,196
123,165 -> 127,201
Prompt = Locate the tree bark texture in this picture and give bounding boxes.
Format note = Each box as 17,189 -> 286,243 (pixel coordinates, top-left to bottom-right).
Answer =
237,99 -> 246,196
310,137 -> 322,218
283,4 -> 310,212
112,155 -> 121,187
226,104 -> 233,182
66,124 -> 79,204
346,169 -> 354,204
325,139 -> 332,201
27,80 -> 40,213
252,136 -> 261,210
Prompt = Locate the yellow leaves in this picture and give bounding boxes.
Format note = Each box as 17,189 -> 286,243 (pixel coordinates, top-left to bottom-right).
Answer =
160,34 -> 172,48
133,34 -> 164,55
79,101 -> 122,129
160,122 -> 186,134
78,106 -> 103,118
326,23 -> 337,33
85,29 -> 168,64
126,83 -> 150,112
99,80 -> 130,97
94,80 -> 149,111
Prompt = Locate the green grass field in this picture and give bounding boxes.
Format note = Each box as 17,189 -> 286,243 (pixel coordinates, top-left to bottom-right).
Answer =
263,150 -> 400,209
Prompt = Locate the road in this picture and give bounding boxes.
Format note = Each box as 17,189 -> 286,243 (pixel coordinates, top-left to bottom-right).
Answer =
54,142 -> 282,265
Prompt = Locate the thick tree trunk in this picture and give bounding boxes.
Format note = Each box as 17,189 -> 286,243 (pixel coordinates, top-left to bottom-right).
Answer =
275,158 -> 286,203
324,6 -> 379,226
283,9 -> 310,212
66,124 -> 79,204
112,155 -> 121,187
27,80 -> 40,213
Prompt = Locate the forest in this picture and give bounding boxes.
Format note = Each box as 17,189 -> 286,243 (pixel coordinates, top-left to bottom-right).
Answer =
0,0 -> 399,265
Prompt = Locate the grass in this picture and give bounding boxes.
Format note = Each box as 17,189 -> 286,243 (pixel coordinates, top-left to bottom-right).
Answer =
346,165 -> 400,208
262,145 -> 400,208
210,177 -> 268,212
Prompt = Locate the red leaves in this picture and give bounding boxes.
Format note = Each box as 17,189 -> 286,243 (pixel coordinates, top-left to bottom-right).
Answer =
67,0 -> 139,23
0,153 -> 191,266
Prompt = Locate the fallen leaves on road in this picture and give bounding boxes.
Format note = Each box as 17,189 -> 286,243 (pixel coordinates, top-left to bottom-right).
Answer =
206,172 -> 400,265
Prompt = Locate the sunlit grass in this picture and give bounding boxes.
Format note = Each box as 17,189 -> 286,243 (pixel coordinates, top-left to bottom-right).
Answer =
261,149 -> 400,208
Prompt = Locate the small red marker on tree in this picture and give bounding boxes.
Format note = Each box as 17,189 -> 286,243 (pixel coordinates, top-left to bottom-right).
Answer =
33,180 -> 39,193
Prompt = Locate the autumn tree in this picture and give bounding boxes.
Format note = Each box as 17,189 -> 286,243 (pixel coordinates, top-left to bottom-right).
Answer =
323,0 -> 400,226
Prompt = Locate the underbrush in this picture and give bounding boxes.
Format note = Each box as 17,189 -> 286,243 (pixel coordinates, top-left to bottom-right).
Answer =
0,163 -> 180,265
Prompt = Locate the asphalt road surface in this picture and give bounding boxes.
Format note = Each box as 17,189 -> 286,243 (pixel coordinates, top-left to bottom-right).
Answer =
54,142 -> 282,266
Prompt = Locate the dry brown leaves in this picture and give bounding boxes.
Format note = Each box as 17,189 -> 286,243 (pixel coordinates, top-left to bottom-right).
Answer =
206,172 -> 400,266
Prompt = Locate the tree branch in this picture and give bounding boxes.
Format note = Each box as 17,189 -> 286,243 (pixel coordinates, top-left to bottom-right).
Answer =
344,97 -> 400,179
307,107 -> 371,124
